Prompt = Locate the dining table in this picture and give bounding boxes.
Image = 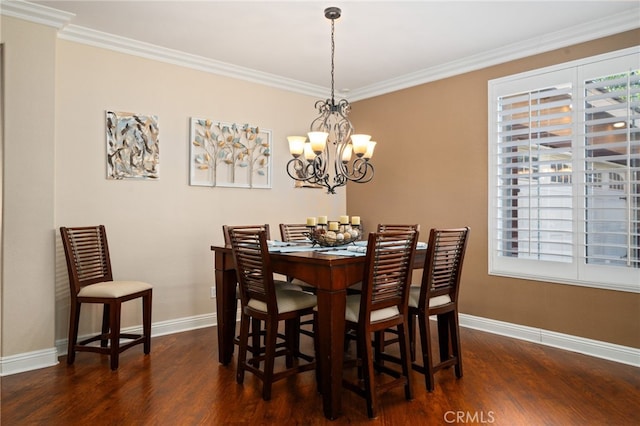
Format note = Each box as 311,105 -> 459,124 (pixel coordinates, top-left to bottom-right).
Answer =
210,242 -> 426,420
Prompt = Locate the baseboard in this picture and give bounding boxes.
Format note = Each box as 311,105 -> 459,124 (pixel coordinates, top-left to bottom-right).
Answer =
459,313 -> 640,368
3,311 -> 637,376
0,312 -> 216,377
0,347 -> 59,376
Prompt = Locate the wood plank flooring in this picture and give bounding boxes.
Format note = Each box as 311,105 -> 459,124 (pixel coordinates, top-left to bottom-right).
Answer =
1,325 -> 638,425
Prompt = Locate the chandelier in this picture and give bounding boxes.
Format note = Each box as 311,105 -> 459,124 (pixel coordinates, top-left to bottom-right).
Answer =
286,7 -> 376,194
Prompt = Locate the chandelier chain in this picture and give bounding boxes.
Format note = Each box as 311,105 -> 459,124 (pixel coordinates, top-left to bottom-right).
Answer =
330,17 -> 335,105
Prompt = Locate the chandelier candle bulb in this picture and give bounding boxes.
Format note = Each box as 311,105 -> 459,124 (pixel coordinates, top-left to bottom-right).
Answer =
303,143 -> 316,161
351,216 -> 360,226
287,136 -> 306,157
341,144 -> 353,162
328,221 -> 339,231
339,215 -> 349,224
308,131 -> 329,154
364,141 -> 376,160
350,134 -> 372,157
318,216 -> 328,225
307,217 -> 317,226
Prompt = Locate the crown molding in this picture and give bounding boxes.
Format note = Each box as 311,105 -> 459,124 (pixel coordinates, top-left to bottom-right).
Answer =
0,0 -> 74,29
3,1 -> 638,101
56,25 -> 329,99
348,10 -> 640,101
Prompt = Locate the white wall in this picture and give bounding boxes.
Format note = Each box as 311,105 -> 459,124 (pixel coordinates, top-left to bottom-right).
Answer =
2,16 -> 345,369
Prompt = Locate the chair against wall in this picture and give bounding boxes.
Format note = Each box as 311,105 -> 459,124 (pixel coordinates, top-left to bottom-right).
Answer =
410,227 -> 470,391
228,226 -> 317,401
342,229 -> 418,418
60,225 -> 152,370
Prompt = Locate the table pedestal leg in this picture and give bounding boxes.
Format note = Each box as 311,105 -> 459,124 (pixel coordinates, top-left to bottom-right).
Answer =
215,257 -> 238,365
316,288 -> 346,420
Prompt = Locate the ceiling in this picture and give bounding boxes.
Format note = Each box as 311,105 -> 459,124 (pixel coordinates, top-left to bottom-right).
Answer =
13,1 -> 640,99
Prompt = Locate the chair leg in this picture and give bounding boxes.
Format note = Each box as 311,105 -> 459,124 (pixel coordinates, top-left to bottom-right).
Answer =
450,313 -> 463,378
67,302 -> 81,365
418,312 -> 435,392
236,314 -> 250,384
284,317 -> 301,368
251,318 -> 262,364
143,291 -> 152,354
360,328 -> 378,419
398,322 -> 413,401
408,313 -> 416,362
262,318 -> 279,401
101,303 -> 110,348
437,313 -> 451,363
373,331 -> 383,366
110,301 -> 121,370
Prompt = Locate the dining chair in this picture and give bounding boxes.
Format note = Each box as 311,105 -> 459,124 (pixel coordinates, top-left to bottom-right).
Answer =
372,224 -> 421,351
279,223 -> 310,243
228,226 -> 317,400
279,223 -> 316,338
278,223 -> 315,290
60,225 -> 153,370
409,227 -> 470,391
341,229 -> 419,418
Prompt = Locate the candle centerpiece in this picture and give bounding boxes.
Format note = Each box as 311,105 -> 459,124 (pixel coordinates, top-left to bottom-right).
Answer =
305,215 -> 362,247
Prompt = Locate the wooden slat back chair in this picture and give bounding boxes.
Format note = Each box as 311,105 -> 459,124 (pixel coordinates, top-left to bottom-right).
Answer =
373,224 -> 421,350
411,227 -> 470,391
279,223 -> 316,337
279,223 -> 315,289
342,229 -> 419,418
228,226 -> 317,401
377,224 -> 421,233
279,223 -> 310,243
223,224 -> 303,352
60,225 -> 152,370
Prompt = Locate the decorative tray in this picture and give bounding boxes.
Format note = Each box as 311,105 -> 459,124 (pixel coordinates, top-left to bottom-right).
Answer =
305,225 -> 362,247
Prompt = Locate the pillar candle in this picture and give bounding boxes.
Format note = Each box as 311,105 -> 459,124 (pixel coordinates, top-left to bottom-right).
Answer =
306,217 -> 317,226
351,216 -> 360,226
339,215 -> 349,224
328,221 -> 339,231
317,216 -> 328,225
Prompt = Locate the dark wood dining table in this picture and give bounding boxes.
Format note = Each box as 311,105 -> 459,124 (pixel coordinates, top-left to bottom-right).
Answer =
210,244 -> 425,420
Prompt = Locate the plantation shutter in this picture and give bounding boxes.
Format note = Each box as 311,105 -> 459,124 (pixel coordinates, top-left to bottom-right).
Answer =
582,69 -> 640,269
496,81 -> 574,263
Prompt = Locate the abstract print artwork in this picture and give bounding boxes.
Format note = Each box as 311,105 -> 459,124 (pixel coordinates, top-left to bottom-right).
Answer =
189,118 -> 272,188
106,110 -> 159,179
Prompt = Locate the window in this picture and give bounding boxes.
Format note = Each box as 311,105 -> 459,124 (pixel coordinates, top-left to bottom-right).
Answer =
488,47 -> 640,293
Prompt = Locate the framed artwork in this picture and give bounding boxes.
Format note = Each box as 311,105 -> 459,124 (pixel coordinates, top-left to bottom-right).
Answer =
189,118 -> 272,189
106,110 -> 159,179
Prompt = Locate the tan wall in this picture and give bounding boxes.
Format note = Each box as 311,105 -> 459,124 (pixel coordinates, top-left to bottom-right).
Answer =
1,17 -> 57,357
348,30 -> 640,348
1,16 -> 346,359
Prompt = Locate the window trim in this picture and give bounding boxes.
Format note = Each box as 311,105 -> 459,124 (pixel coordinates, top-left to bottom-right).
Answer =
488,46 -> 640,294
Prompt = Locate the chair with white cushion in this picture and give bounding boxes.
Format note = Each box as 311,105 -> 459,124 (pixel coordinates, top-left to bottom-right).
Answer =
60,225 -> 152,370
228,226 -> 317,401
410,227 -> 469,391
342,229 -> 418,418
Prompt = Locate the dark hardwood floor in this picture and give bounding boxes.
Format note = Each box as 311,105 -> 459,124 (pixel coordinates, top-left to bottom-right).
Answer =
1,324 -> 638,425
